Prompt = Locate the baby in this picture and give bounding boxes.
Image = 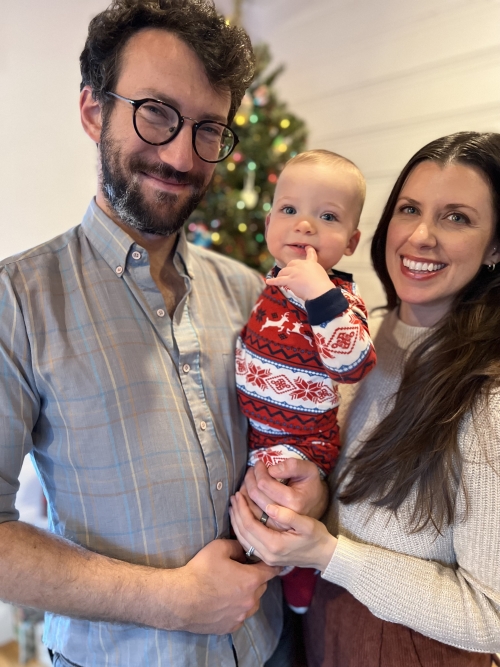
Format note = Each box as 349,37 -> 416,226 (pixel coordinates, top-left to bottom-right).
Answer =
235,149 -> 376,613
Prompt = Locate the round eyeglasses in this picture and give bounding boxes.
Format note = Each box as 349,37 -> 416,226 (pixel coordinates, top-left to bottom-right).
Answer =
106,91 -> 239,163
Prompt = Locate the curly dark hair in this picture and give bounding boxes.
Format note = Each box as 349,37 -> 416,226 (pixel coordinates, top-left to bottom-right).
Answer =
80,0 -> 255,123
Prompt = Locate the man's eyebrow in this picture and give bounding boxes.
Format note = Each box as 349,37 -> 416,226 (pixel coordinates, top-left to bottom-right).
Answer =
135,89 -> 229,124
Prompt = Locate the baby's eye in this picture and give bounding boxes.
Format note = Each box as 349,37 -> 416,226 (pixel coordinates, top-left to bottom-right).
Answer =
321,213 -> 337,222
281,206 -> 296,215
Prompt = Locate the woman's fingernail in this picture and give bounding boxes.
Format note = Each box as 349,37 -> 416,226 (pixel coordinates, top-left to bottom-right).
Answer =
265,504 -> 278,516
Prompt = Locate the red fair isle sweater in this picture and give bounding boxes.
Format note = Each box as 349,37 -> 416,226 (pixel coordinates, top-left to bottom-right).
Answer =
235,268 -> 376,476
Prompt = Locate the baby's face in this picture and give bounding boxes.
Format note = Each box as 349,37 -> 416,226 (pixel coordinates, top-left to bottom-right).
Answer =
266,162 -> 361,270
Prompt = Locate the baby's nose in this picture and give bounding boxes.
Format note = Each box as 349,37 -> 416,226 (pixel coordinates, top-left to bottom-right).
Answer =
296,218 -> 315,232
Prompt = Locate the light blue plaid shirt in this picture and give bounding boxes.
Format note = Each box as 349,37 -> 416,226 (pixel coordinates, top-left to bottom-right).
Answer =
0,200 -> 281,667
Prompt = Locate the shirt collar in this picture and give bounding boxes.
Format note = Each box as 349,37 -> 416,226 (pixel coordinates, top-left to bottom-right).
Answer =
81,199 -> 193,278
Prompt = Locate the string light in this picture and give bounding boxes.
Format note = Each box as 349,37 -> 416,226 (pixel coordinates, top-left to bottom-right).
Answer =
248,161 -> 257,171
235,115 -> 246,126
250,114 -> 258,123
238,223 -> 248,232
280,119 -> 290,129
211,232 -> 221,243
227,163 -> 236,172
263,202 -> 271,211
236,201 -> 245,210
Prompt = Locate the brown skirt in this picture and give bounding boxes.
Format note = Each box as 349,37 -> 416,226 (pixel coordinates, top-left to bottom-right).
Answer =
303,578 -> 493,667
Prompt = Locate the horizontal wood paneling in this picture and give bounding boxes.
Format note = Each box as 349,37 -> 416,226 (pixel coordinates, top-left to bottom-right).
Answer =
228,0 -> 500,309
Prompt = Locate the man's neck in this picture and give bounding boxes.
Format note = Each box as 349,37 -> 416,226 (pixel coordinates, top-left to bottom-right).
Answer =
94,196 -> 186,317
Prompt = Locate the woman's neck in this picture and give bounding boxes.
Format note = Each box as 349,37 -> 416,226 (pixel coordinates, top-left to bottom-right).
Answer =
398,301 -> 449,328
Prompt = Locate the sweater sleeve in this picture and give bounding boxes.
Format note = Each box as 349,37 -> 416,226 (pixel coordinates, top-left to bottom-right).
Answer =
322,396 -> 500,653
305,287 -> 376,384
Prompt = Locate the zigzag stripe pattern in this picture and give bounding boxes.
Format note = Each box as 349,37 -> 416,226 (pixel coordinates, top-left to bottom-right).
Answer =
237,272 -> 376,475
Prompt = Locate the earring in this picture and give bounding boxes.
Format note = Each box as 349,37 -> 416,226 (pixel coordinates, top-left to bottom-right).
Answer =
487,247 -> 498,271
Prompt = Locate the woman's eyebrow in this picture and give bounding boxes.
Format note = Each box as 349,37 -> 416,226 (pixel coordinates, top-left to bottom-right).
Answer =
442,203 -> 479,214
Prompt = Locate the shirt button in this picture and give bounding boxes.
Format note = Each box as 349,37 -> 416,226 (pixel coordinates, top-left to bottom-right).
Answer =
132,251 -> 142,260
216,481 -> 223,491
182,364 -> 191,373
115,266 -> 123,275
200,421 -> 207,431
157,309 -> 165,318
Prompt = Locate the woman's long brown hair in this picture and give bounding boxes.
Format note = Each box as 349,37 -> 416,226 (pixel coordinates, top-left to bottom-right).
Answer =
337,132 -> 500,533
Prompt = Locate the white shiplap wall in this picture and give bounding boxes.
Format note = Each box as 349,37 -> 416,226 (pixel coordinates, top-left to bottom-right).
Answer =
218,0 -> 500,308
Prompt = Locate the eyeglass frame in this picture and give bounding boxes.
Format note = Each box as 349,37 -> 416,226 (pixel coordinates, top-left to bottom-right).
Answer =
105,91 -> 239,164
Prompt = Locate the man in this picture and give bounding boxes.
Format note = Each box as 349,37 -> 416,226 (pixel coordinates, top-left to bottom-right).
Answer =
0,2 -> 326,666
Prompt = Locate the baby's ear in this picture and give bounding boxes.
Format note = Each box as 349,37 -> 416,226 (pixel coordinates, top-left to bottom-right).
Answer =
264,212 -> 272,237
344,229 -> 361,257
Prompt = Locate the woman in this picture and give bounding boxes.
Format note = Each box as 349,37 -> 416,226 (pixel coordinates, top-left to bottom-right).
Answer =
230,131 -> 500,666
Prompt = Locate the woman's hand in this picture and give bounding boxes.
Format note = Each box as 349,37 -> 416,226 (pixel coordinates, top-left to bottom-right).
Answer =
229,491 -> 337,572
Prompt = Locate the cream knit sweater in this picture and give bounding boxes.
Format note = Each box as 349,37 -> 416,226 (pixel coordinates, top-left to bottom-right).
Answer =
322,309 -> 500,652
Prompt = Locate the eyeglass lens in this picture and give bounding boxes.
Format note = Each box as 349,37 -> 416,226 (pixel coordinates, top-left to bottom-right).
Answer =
135,101 -> 234,162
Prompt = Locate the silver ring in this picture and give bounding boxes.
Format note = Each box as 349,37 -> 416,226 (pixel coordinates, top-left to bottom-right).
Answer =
260,511 -> 269,525
245,545 -> 255,558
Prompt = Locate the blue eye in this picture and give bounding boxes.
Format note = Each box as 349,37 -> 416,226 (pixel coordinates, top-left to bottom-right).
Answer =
400,205 -> 418,215
447,212 -> 469,224
281,206 -> 296,215
321,213 -> 337,222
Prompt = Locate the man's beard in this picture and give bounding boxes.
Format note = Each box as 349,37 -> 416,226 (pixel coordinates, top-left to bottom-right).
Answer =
99,121 -> 209,237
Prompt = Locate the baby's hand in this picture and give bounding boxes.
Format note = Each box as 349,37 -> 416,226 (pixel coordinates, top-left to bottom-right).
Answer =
266,246 -> 334,301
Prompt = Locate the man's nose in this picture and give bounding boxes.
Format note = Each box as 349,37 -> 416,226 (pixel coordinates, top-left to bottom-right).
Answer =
156,123 -> 194,173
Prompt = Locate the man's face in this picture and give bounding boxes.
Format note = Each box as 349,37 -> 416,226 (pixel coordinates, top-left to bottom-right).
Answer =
98,29 -> 231,237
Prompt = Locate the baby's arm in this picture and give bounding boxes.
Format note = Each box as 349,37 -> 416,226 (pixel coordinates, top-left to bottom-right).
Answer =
267,246 -> 376,384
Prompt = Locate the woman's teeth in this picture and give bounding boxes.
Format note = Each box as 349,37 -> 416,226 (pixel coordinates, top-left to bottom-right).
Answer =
402,257 -> 446,272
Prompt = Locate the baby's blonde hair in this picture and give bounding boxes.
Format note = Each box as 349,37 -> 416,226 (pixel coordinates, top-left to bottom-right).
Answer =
284,149 -> 366,219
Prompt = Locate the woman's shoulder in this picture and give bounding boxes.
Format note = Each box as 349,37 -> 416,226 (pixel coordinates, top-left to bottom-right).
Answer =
460,387 -> 500,463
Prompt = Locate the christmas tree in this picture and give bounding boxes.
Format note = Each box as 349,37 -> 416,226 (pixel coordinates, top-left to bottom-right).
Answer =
186,42 -> 308,273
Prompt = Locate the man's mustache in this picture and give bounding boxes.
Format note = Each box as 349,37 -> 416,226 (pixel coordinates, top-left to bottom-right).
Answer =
129,157 -> 206,190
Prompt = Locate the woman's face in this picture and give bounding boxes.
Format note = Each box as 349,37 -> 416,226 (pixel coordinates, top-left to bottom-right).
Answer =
385,161 -> 499,327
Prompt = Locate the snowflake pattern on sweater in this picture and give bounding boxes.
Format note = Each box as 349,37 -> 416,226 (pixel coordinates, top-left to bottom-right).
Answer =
236,268 -> 376,476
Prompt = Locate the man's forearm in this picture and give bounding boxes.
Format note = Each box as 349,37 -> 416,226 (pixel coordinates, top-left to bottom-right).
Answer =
0,520 -> 278,636
0,520 -> 179,629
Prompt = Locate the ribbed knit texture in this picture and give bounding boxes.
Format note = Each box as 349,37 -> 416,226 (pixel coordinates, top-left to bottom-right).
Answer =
322,309 -> 500,653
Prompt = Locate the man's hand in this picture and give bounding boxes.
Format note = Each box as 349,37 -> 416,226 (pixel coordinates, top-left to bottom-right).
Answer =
174,539 -> 280,635
0,521 -> 279,637
242,459 -> 328,527
266,246 -> 333,301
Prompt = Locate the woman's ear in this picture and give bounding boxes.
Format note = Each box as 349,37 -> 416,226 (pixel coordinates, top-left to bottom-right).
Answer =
484,240 -> 500,268
80,86 -> 103,144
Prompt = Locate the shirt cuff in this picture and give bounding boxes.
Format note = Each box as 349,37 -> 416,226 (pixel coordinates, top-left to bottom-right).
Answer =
305,288 -> 349,326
